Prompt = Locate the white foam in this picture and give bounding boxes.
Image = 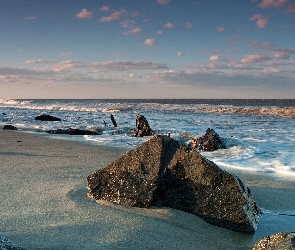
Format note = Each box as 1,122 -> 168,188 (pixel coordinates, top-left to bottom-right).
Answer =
1,99 -> 295,178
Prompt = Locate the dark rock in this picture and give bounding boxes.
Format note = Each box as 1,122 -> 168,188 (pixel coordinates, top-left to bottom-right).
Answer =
3,125 -> 18,130
110,114 -> 117,127
87,135 -> 261,232
192,128 -> 226,151
47,128 -> 101,135
250,232 -> 295,250
0,236 -> 26,250
134,114 -> 153,137
35,114 -> 61,121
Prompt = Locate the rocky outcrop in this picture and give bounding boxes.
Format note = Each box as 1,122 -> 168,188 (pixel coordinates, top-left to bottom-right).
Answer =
0,236 -> 26,250
250,232 -> 295,250
134,114 -> 153,137
47,127 -> 101,135
191,128 -> 226,151
3,125 -> 18,130
87,135 -> 261,232
35,114 -> 61,121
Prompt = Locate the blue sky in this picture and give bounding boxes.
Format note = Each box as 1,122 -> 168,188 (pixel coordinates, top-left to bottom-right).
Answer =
1,0 -> 295,99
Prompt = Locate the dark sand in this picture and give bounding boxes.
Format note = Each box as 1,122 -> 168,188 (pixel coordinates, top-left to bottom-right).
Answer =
1,130 -> 295,250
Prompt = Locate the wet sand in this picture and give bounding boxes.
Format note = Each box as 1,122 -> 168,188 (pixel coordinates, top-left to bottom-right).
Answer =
1,130 -> 295,250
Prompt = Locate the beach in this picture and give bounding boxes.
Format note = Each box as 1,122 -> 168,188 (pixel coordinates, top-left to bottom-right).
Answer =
1,130 -> 295,250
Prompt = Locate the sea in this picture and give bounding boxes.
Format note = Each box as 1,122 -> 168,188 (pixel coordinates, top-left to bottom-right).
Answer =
1,98 -> 295,179
1,98 -> 295,248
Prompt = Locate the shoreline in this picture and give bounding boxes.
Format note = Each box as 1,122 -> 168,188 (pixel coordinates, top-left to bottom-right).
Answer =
1,130 -> 295,249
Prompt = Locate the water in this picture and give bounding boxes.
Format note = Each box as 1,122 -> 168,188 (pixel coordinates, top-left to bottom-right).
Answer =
1,99 -> 295,178
1,99 -> 295,248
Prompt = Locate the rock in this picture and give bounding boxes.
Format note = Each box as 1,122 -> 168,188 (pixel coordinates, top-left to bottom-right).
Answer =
87,135 -> 261,232
3,125 -> 18,130
0,236 -> 26,250
35,114 -> 61,121
110,114 -> 117,127
250,232 -> 295,250
191,128 -> 226,151
47,128 -> 101,135
134,114 -> 153,137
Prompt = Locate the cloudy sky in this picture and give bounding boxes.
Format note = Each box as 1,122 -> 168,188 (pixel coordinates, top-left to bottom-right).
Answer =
1,0 -> 295,99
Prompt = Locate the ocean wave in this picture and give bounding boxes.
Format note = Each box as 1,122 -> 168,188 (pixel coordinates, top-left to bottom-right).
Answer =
1,99 -> 295,119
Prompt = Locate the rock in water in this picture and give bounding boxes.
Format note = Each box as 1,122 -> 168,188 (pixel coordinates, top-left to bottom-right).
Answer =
87,135 -> 261,232
3,125 -> 18,130
250,232 -> 295,250
35,114 -> 61,121
194,128 -> 226,151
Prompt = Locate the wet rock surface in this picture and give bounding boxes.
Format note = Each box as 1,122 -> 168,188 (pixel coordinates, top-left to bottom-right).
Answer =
35,114 -> 61,121
193,128 -> 226,151
87,135 -> 261,232
250,232 -> 295,250
47,128 -> 101,135
2,125 -> 18,130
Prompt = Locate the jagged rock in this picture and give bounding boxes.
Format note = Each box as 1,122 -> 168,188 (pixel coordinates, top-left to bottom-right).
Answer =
47,127 -> 101,135
3,125 -> 17,130
250,232 -> 295,250
134,114 -> 153,137
35,114 -> 61,121
191,128 -> 226,151
0,236 -> 26,250
87,135 -> 261,232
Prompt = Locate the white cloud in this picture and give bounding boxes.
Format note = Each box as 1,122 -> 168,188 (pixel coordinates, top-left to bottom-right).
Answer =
164,23 -> 174,28
89,60 -> 168,71
247,41 -> 275,50
99,9 -> 126,22
250,14 -> 269,28
156,30 -> 163,35
76,9 -> 93,19
156,0 -> 171,5
177,52 -> 185,56
209,55 -> 222,61
241,53 -> 272,63
216,26 -> 225,32
258,0 -> 288,8
100,5 -> 110,12
122,28 -> 141,36
142,39 -> 157,46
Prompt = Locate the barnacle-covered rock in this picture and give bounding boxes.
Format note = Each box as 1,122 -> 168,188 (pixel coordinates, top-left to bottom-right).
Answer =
250,232 -> 295,250
87,135 -> 261,232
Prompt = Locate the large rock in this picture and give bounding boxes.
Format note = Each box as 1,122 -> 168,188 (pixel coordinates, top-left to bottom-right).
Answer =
250,232 -> 295,250
87,135 -> 261,232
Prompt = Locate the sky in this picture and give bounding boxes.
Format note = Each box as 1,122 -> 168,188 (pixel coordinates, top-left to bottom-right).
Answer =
1,0 -> 295,99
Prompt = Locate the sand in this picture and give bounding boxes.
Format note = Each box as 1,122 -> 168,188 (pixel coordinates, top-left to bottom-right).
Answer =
1,130 -> 295,250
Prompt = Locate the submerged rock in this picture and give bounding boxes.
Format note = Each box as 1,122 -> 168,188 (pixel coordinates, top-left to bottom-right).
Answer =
87,135 -> 261,232
35,114 -> 61,121
250,232 -> 295,250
